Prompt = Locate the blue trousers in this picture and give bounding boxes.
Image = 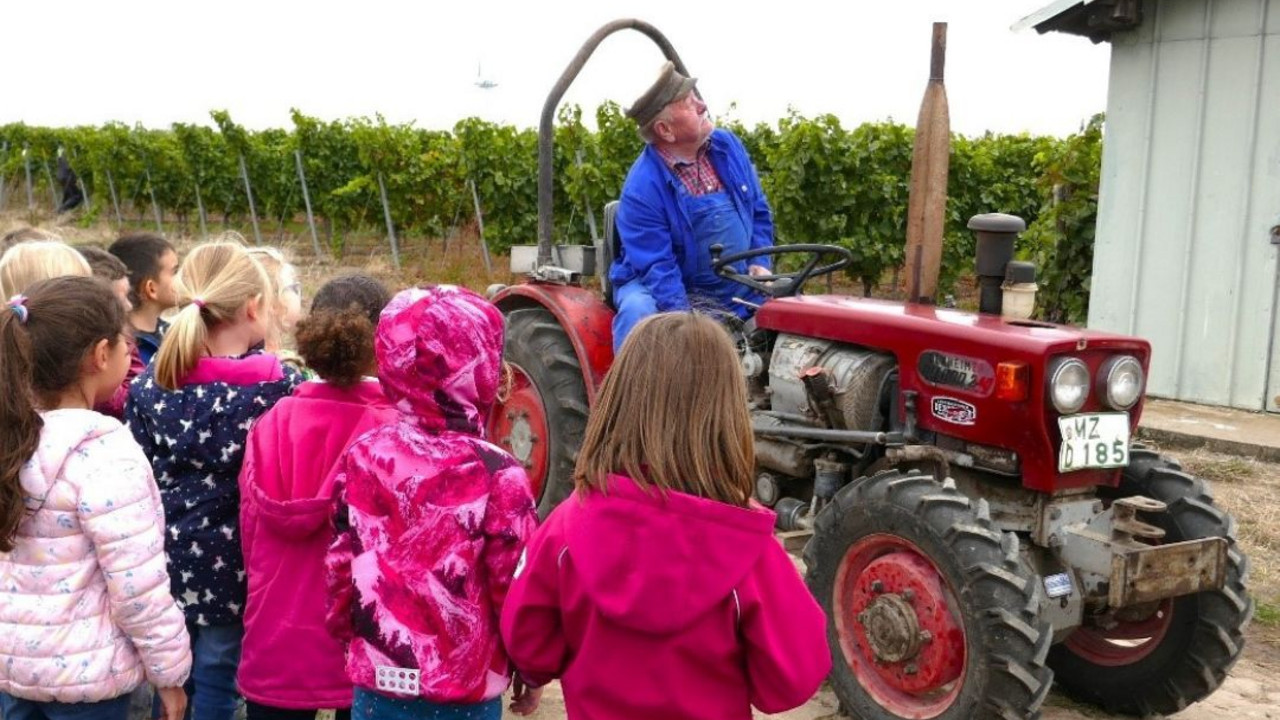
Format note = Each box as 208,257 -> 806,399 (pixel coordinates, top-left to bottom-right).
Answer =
153,623 -> 243,720
350,689 -> 500,720
611,278 -> 659,352
0,692 -> 131,720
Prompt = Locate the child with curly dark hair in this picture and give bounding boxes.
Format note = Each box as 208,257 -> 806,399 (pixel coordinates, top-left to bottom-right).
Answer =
237,274 -> 395,720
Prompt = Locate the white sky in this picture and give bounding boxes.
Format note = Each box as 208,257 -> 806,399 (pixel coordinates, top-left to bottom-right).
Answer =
4,0 -> 1110,138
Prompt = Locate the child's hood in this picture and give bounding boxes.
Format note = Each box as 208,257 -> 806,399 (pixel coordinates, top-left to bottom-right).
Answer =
25,409 -> 126,496
375,285 -> 504,436
561,473 -> 778,636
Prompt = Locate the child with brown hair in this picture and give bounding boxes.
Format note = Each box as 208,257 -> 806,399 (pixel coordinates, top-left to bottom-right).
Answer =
0,276 -> 191,720
108,232 -> 178,365
126,242 -> 304,720
238,274 -> 395,720
80,246 -> 145,420
500,312 -> 830,720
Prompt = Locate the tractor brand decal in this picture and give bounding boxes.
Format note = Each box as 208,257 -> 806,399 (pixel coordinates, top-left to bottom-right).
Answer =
931,397 -> 977,426
1044,573 -> 1074,599
918,351 -> 995,396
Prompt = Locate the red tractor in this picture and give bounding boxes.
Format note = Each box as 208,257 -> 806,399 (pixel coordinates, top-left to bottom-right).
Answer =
487,20 -> 1251,720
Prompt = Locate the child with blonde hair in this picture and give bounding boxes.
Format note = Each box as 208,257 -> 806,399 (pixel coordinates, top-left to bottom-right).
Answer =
325,285 -> 540,720
0,240 -> 91,298
245,247 -> 303,355
0,276 -> 191,720
126,242 -> 304,720
500,312 -> 831,720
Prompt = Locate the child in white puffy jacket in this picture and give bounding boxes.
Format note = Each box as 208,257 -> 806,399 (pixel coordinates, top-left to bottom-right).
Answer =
0,276 -> 191,720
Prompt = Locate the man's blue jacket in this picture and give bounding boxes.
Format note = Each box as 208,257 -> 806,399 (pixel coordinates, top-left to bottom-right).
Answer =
609,128 -> 774,312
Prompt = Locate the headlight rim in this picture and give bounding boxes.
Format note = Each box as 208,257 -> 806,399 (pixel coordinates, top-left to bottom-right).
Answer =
1048,357 -> 1091,414
1099,354 -> 1145,411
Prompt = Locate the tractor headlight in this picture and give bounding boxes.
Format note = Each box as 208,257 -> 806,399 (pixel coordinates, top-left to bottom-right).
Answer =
1099,355 -> 1144,410
1048,358 -> 1090,414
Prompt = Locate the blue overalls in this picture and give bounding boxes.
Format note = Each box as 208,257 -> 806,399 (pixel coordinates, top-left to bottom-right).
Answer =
612,189 -> 764,351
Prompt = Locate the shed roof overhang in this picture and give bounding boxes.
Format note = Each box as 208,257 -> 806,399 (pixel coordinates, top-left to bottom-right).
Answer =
1012,0 -> 1144,43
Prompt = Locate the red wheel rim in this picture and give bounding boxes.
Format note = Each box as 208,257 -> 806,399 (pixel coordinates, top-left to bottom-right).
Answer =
487,364 -> 548,502
833,534 -> 967,719
1063,599 -> 1174,666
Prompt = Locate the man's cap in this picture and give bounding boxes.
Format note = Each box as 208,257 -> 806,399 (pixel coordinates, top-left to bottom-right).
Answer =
625,61 -> 698,128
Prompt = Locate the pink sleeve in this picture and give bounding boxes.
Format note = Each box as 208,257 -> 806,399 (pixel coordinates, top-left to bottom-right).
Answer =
499,510 -> 570,687
324,458 -> 357,643
740,541 -> 831,713
481,460 -> 538,618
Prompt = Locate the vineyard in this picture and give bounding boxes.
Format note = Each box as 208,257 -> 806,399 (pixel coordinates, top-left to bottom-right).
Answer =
0,106 -> 1102,322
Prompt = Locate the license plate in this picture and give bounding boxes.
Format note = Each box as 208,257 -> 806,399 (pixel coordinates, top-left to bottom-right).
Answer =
1057,413 -> 1130,472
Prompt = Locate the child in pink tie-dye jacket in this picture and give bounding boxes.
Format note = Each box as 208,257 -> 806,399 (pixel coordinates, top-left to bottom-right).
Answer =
325,285 -> 540,720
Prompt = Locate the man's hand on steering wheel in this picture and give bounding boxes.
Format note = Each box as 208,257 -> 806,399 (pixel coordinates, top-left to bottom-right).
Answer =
712,244 -> 853,299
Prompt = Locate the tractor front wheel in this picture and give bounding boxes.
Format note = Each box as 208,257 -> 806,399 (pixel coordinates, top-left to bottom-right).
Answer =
1048,450 -> 1252,715
491,307 -> 589,517
805,471 -> 1053,720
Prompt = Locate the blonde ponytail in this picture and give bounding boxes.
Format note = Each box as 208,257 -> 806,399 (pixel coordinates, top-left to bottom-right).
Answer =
153,242 -> 270,390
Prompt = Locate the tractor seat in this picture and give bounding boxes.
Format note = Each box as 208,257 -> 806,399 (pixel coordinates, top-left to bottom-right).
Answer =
601,200 -> 621,310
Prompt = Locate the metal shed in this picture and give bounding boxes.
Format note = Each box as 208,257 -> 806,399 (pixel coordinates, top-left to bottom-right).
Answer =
1019,0 -> 1280,413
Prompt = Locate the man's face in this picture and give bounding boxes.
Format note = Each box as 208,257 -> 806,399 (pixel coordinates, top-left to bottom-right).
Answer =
659,91 -> 713,146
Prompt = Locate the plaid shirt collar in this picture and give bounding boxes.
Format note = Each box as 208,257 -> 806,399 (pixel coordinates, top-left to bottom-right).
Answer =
656,140 -> 723,196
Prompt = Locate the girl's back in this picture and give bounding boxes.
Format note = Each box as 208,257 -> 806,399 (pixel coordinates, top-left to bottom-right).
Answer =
326,286 -> 537,710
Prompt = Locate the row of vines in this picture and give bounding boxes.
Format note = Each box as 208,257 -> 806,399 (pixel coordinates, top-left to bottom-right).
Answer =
0,107 -> 1102,322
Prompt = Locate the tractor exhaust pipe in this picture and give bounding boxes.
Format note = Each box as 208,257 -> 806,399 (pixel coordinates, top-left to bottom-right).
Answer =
968,213 -> 1027,316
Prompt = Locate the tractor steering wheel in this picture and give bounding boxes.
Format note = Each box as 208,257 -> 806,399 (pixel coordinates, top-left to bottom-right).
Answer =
711,243 -> 853,299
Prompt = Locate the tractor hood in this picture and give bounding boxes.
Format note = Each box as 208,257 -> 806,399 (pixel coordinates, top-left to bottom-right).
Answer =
755,296 -> 1146,356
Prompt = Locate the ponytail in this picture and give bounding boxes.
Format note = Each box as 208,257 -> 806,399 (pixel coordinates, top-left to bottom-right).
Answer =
0,277 -> 124,551
0,300 -> 40,552
154,242 -> 269,391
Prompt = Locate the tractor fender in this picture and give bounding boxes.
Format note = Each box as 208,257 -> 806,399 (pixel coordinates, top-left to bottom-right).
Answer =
492,283 -> 614,401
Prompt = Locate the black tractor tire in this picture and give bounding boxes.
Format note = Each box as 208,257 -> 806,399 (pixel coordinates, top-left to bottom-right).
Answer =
502,307 -> 589,517
805,470 -> 1054,720
1048,448 -> 1252,716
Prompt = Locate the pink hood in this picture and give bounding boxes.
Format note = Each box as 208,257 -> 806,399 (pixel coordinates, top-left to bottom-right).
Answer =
501,474 -> 831,720
238,380 -> 399,709
375,285 -> 503,436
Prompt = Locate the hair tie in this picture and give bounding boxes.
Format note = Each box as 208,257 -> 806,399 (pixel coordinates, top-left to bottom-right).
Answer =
7,295 -> 28,325
191,297 -> 206,310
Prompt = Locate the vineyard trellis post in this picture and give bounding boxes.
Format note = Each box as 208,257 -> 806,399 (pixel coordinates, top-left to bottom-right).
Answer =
193,175 -> 209,241
42,158 -> 59,212
467,178 -> 493,277
0,142 -> 8,211
143,166 -> 163,233
376,171 -> 400,269
23,145 -> 34,212
294,149 -> 323,257
238,153 -> 263,245
104,169 -> 123,228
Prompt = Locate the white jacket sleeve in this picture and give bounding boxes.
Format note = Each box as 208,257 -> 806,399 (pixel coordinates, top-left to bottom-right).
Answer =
75,427 -> 192,689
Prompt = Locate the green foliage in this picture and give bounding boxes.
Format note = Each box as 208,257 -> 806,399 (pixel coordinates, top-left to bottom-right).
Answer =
1022,114 -> 1104,324
0,109 -> 1103,319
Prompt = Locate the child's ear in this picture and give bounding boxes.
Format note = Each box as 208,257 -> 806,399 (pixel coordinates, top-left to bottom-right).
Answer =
244,295 -> 261,322
89,338 -> 112,374
141,278 -> 158,303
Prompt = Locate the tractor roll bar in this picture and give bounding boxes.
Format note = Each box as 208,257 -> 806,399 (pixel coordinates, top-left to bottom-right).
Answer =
537,19 -> 695,266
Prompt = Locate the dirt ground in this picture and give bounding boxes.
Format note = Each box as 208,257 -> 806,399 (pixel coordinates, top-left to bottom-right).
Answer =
8,216 -> 1280,720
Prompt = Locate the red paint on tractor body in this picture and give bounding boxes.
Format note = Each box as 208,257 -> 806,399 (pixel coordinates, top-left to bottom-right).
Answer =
492,283 -> 615,400
755,295 -> 1152,493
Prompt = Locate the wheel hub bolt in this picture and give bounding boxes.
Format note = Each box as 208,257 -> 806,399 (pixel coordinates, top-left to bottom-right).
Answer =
904,664 -> 918,675
901,589 -> 915,603
870,580 -> 885,594
918,630 -> 932,643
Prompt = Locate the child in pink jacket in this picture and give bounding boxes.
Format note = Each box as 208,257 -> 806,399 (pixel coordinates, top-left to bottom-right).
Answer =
0,277 -> 191,720
238,274 -> 395,720
500,312 -> 832,720
325,285 -> 540,720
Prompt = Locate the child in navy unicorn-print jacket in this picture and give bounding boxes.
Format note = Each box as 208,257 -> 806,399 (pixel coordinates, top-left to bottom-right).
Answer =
126,242 -> 303,720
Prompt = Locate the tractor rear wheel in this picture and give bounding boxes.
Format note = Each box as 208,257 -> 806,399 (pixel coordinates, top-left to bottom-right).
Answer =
805,470 -> 1053,720
491,307 -> 589,517
1048,449 -> 1252,716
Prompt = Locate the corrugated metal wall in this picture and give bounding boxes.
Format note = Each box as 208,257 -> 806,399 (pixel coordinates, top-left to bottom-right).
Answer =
1089,0 -> 1280,411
